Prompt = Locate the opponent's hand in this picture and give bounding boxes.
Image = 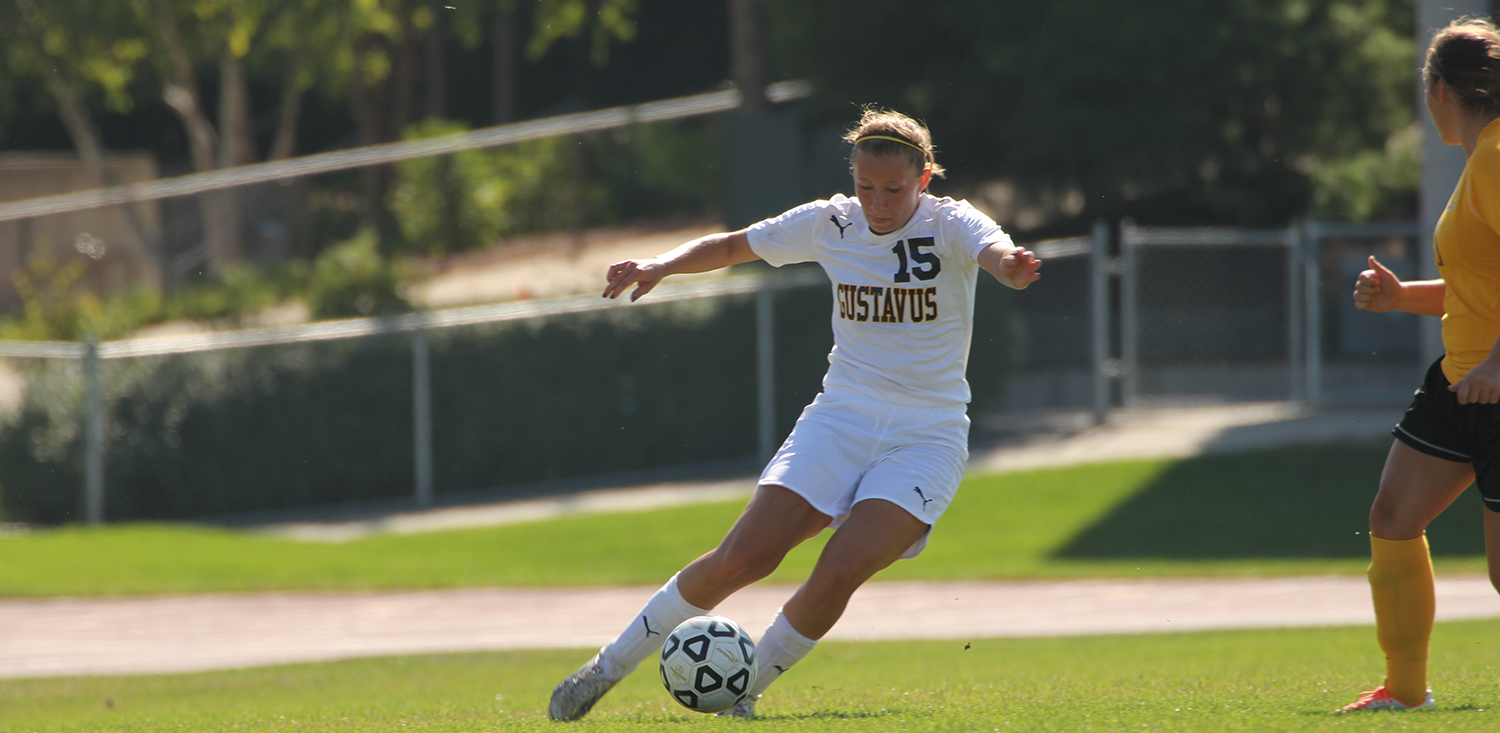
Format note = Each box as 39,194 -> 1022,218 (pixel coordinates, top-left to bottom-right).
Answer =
1000,247 -> 1042,290
603,258 -> 669,301
1451,357 -> 1500,405
1353,256 -> 1402,313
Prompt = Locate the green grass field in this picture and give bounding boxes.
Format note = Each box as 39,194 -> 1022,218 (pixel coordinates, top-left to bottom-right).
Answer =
0,440 -> 1490,596
5,440 -> 1499,732
7,622 -> 1500,732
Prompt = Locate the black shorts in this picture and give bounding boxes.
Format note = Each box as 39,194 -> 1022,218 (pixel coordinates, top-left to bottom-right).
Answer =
1392,357 -> 1500,512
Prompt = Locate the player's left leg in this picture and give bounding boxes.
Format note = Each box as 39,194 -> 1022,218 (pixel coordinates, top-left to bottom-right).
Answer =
718,398 -> 965,719
783,498 -> 928,637
1340,440 -> 1471,712
733,498 -> 928,711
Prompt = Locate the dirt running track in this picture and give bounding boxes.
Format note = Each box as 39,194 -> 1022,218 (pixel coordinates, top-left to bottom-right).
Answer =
4,576 -> 1499,678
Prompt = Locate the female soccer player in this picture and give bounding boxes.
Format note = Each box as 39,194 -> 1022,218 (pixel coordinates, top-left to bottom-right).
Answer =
1342,18 -> 1500,712
547,108 -> 1041,721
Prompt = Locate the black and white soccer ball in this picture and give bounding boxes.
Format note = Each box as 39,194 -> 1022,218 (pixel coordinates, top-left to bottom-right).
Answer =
658,615 -> 757,713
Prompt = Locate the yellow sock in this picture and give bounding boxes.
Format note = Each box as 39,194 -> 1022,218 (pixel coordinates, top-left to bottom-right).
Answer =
1368,534 -> 1435,707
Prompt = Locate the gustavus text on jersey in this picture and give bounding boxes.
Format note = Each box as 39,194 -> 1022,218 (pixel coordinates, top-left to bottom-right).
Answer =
836,283 -> 938,324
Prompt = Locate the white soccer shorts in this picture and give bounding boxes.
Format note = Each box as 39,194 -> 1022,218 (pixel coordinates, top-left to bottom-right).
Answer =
758,390 -> 969,559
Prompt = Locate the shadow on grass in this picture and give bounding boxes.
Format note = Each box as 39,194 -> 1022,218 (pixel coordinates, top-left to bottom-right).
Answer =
1054,440 -> 1487,561
754,710 -> 892,722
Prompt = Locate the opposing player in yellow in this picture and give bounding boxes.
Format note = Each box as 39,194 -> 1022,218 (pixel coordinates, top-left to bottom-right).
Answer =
1343,18 -> 1500,712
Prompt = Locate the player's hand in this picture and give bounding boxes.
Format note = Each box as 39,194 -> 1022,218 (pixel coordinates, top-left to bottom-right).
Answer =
1000,247 -> 1042,290
603,258 -> 669,301
1451,357 -> 1500,405
1353,256 -> 1402,313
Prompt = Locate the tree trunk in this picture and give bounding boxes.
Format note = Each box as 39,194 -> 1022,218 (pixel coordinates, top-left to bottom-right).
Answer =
17,0 -> 162,286
151,0 -> 217,171
269,54 -> 304,161
351,34 -> 397,237
394,1 -> 420,133
493,6 -> 518,124
270,54 -> 308,263
728,0 -> 768,113
150,0 -> 231,277
426,0 -> 449,119
213,51 -> 251,267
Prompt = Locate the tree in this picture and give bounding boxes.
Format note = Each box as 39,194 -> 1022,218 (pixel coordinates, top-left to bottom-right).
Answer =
4,0 -> 162,282
138,0 -> 347,273
526,0 -> 637,67
3,0 -> 661,271
769,0 -> 1418,228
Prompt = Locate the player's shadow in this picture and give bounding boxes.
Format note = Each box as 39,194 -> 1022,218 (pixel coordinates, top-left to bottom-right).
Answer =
1052,440 -> 1487,561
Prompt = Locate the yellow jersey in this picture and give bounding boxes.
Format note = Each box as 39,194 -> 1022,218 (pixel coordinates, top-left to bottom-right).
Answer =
1436,117 -> 1500,383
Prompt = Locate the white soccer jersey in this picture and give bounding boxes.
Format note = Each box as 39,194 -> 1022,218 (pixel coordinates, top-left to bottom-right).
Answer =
746,193 -> 1012,407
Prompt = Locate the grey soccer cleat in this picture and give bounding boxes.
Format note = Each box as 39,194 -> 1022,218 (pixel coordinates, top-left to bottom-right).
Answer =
716,694 -> 757,719
547,654 -> 620,721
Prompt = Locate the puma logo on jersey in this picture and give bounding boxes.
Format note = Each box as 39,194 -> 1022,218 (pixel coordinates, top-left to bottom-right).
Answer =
641,616 -> 660,638
829,215 -> 853,238
836,283 -> 938,323
913,486 -> 934,510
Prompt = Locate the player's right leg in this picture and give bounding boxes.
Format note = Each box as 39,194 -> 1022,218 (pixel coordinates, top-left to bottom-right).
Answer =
547,485 -> 829,721
1485,509 -> 1500,595
1340,439 -> 1471,712
676,485 -> 832,609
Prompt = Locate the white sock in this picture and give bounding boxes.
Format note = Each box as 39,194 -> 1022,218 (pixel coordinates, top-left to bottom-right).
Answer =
596,573 -> 709,679
748,609 -> 818,699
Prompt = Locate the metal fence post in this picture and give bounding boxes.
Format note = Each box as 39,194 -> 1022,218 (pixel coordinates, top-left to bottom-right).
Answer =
1287,222 -> 1305,403
83,334 -> 104,525
1304,220 -> 1323,404
1090,218 -> 1111,424
413,323 -> 434,507
756,286 -> 776,460
1119,218 -> 1139,406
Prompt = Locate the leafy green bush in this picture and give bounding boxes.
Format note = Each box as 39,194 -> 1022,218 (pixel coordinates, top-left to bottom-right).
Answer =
388,119 -> 719,256
165,263 -> 308,323
304,229 -> 414,319
389,120 -> 576,255
0,258 -> 312,342
590,121 -> 719,220
1308,122 -> 1420,222
0,254 -> 97,341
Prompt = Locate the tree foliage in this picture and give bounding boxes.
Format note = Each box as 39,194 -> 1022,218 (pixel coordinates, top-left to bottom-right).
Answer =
769,0 -> 1417,226
0,0 -> 1421,244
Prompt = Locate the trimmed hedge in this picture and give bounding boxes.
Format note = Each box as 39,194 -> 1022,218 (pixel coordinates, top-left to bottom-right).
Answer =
0,276 -> 1020,524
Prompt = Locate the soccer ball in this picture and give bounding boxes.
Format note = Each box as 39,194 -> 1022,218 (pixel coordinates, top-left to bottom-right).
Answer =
658,615 -> 757,713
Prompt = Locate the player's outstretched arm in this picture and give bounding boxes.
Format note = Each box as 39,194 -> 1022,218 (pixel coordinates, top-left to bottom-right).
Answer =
603,230 -> 759,301
978,244 -> 1042,290
1352,255 -> 1445,317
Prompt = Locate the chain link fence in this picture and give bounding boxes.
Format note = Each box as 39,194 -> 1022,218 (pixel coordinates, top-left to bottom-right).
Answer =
0,218 -> 1430,526
978,224 -> 1110,427
1303,221 -> 1424,405
1119,221 -> 1305,406
0,270 -> 845,525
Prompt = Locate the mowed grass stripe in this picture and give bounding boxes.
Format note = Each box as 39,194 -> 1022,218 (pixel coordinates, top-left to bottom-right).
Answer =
2,440 -> 1489,596
6,621 -> 1500,731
